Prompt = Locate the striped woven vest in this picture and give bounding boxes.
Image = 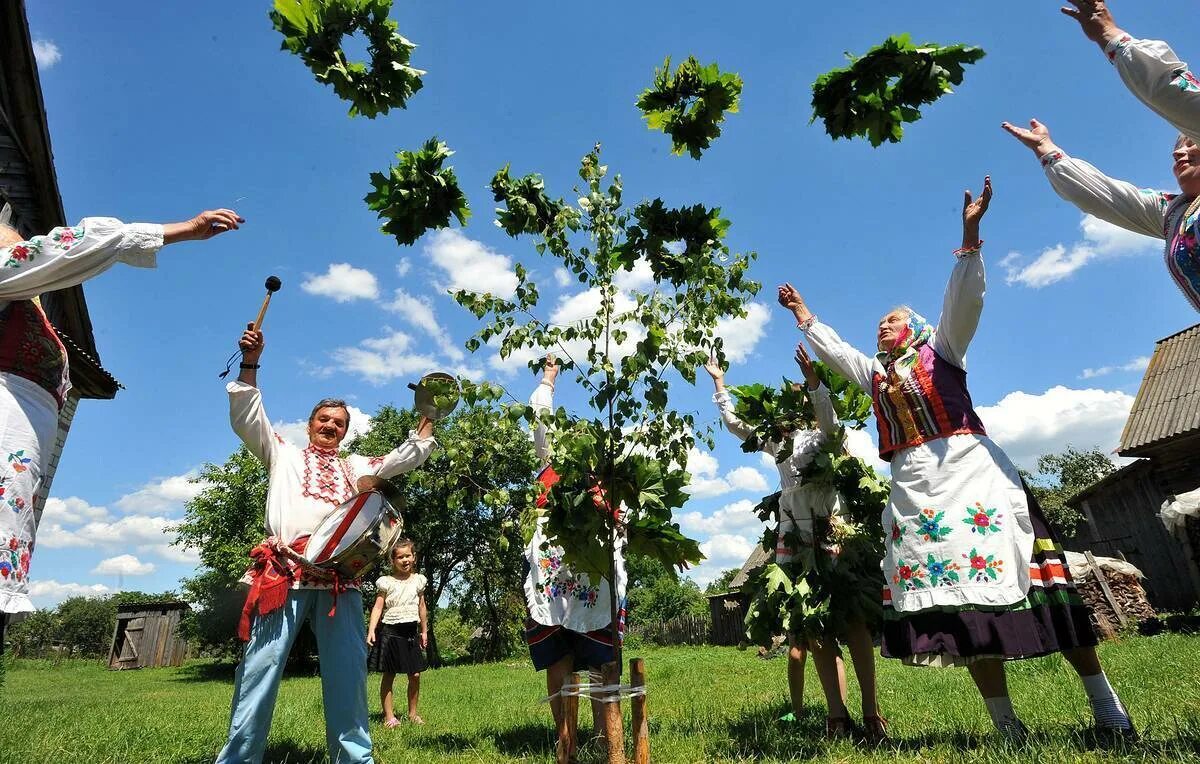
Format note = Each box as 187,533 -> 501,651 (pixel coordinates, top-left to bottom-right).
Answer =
871,343 -> 986,460
0,299 -> 68,408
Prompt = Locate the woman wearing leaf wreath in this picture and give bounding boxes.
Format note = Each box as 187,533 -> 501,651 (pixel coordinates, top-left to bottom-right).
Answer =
776,178 -> 1135,741
703,346 -> 885,741
526,354 -> 627,760
1002,0 -> 1200,311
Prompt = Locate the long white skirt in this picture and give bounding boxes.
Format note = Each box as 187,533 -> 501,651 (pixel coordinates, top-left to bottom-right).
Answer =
0,374 -> 58,614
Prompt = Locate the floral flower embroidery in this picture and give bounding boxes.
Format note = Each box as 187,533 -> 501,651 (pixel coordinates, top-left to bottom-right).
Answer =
8,450 -> 32,473
962,548 -> 1003,582
7,496 -> 25,514
962,502 -> 1002,535
2,242 -> 39,269
914,508 -> 952,543
50,226 -> 84,249
924,554 -> 960,587
892,559 -> 927,591
890,521 -> 905,548
538,546 -> 599,607
1174,70 -> 1200,93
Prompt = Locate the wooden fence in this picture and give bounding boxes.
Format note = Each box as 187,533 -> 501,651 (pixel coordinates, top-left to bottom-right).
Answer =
629,601 -> 747,647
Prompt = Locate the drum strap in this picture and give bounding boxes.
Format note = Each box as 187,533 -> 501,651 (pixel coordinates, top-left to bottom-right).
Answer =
314,492 -> 373,564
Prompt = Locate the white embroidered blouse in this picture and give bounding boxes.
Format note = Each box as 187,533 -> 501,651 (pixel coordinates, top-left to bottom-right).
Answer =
228,380 -> 436,586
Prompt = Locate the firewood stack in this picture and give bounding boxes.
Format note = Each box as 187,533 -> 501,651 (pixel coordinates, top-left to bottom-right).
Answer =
1067,551 -> 1155,639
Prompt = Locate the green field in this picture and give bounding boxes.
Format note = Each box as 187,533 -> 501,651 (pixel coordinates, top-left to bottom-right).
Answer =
3,635 -> 1199,763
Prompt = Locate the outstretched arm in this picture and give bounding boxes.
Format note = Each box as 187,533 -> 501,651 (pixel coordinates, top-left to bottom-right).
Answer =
931,178 -> 990,369
227,325 -> 278,468
530,354 -> 558,467
0,210 -> 241,302
1061,0 -> 1200,143
795,343 -> 838,438
776,284 -> 874,390
1002,120 -> 1169,239
702,357 -> 758,444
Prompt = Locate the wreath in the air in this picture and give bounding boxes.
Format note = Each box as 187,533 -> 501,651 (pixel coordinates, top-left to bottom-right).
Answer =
271,0 -> 425,118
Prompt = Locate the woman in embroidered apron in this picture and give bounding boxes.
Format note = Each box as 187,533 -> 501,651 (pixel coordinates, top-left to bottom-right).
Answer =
704,345 -> 885,740
525,355 -> 626,761
1002,1 -> 1200,311
775,178 -> 1136,741
0,205 -> 241,635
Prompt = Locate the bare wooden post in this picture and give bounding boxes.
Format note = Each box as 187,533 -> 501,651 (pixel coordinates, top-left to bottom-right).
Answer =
556,672 -> 580,764
630,658 -> 649,764
1086,550 -> 1128,628
601,660 -> 626,764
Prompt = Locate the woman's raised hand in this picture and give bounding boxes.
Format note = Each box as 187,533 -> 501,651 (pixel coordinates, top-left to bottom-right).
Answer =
1061,0 -> 1124,47
777,283 -> 813,325
962,176 -> 992,247
541,353 -> 559,385
702,356 -> 724,381
1000,119 -> 1061,160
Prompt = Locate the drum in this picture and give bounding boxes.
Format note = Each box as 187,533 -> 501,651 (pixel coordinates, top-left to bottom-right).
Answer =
300,486 -> 406,579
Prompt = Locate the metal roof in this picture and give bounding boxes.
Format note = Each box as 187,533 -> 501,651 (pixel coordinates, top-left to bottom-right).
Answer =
1119,323 -> 1200,457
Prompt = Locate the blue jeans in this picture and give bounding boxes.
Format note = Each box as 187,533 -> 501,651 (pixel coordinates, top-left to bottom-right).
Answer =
216,588 -> 373,764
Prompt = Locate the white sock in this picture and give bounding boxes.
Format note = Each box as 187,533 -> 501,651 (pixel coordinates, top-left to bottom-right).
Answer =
984,696 -> 1024,736
1081,672 -> 1131,729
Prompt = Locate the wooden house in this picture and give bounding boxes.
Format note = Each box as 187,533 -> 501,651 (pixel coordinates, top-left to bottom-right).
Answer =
108,601 -> 190,670
705,545 -> 770,646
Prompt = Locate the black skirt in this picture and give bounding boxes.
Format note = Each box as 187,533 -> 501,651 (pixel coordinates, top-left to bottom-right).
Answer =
369,621 -> 428,675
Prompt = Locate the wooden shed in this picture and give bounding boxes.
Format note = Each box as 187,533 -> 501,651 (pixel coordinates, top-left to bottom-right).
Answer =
1067,322 -> 1200,611
108,601 -> 190,670
705,544 -> 770,646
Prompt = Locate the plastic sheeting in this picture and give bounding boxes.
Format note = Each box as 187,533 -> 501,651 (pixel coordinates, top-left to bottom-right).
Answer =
1063,550 -> 1145,580
1160,487 -> 1200,536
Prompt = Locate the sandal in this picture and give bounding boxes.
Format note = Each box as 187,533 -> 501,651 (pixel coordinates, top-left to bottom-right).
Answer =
861,714 -> 889,744
825,716 -> 855,739
383,717 -> 401,729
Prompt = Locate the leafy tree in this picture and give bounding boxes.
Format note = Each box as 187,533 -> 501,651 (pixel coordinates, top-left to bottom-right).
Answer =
56,596 -> 116,658
636,57 -> 742,159
704,567 -> 740,595
7,609 -> 58,657
1022,446 -> 1117,539
625,554 -> 706,623
455,144 -> 760,661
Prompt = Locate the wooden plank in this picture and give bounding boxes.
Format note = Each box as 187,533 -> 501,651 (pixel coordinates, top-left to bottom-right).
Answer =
601,661 -> 626,764
1086,550 -> 1128,629
106,616 -> 123,669
630,659 -> 649,764
557,672 -> 579,764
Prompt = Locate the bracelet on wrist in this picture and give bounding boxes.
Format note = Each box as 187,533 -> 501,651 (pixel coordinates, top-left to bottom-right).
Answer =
240,362 -> 261,370
954,240 -> 983,258
796,314 -> 817,331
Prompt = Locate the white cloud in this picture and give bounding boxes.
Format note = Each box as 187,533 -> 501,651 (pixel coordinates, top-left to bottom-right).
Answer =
715,303 -> 770,363
977,385 -> 1135,471
142,543 -> 202,566
383,288 -> 464,362
678,499 -> 762,539
39,514 -> 174,550
554,268 -> 573,287
396,259 -> 412,277
1080,356 -> 1150,380
40,496 -> 109,524
686,448 -> 719,480
28,580 -> 113,608
726,466 -> 769,493
32,40 -> 61,69
273,404 -> 373,448
92,555 -> 155,576
426,230 -> 518,299
1001,214 -> 1159,288
325,329 -> 440,385
845,428 -> 890,475
613,260 -> 655,291
692,533 -> 757,586
301,263 -> 380,302
114,472 -> 208,516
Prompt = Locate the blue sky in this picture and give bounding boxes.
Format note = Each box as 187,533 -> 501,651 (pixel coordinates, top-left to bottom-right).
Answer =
20,1 -> 1197,606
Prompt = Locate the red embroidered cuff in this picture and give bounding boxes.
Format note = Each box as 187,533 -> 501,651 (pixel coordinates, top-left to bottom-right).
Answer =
1104,33 -> 1133,63
954,240 -> 984,258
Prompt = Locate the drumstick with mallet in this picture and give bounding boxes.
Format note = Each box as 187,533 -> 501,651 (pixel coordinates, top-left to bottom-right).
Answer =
218,276 -> 282,378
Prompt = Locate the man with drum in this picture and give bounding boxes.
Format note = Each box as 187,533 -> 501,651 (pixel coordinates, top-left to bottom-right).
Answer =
217,323 -> 435,764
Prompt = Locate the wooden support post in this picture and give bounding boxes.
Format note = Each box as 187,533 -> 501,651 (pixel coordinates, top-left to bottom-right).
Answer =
602,660 -> 626,764
1086,550 -> 1128,629
556,672 -> 580,764
630,658 -> 649,764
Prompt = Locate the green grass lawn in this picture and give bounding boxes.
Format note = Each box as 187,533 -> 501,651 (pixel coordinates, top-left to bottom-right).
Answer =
2,635 -> 1199,763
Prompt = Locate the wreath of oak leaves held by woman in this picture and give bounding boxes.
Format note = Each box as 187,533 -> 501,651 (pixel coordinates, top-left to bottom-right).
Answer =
811,35 -> 985,147
454,145 -> 760,592
728,366 -> 888,641
270,0 -> 425,119
636,57 -> 743,159
365,137 -> 471,246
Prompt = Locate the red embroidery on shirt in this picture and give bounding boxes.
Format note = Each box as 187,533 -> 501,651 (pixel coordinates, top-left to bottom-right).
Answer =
301,445 -> 356,506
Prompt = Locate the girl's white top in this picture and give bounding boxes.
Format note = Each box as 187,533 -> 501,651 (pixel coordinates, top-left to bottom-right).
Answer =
227,380 -> 436,586
524,381 -> 627,634
376,573 -> 426,624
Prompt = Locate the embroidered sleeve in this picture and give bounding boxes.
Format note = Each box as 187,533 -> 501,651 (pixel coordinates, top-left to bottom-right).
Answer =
530,382 -> 554,467
227,380 -> 279,469
349,432 -> 436,480
930,249 -> 985,370
1107,35 -> 1200,145
0,218 -> 164,302
1043,154 -> 1170,240
802,320 -> 875,391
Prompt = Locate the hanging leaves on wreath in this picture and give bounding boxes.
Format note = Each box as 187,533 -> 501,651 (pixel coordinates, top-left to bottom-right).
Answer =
365,137 -> 470,246
811,34 -> 985,147
636,56 -> 743,159
270,0 -> 425,118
